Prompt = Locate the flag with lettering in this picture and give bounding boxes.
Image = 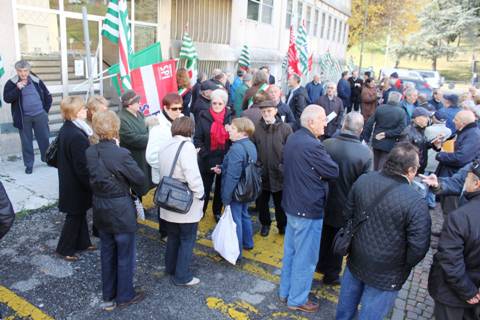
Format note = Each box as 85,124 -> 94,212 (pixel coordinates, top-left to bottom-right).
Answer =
130,60 -> 178,116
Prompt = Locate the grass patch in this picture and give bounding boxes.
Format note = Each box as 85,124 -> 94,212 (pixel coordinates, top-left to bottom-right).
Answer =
15,202 -> 58,219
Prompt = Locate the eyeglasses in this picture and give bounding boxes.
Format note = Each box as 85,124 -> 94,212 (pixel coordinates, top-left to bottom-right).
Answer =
169,107 -> 183,112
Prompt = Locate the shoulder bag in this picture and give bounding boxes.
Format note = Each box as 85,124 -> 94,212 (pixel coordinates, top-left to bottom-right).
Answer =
45,135 -> 59,168
154,141 -> 193,214
332,182 -> 401,256
233,142 -> 262,203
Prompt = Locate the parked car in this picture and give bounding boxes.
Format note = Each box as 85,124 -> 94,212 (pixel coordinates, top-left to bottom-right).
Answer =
379,68 -> 424,81
413,70 -> 444,89
400,77 -> 433,99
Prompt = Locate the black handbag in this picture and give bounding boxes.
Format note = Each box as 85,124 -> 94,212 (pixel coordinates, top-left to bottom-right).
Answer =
332,182 -> 400,256
154,141 -> 193,214
233,143 -> 262,203
45,135 -> 59,168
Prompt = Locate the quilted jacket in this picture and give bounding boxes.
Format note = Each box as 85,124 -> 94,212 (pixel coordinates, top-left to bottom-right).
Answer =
345,171 -> 431,291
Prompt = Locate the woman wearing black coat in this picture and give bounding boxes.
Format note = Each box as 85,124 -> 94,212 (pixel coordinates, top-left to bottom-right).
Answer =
56,96 -> 94,261
193,89 -> 232,222
86,110 -> 146,311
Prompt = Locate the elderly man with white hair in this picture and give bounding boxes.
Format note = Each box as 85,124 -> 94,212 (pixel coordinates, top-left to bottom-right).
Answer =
401,87 -> 418,124
279,105 -> 339,313
3,60 -> 52,174
315,81 -> 345,139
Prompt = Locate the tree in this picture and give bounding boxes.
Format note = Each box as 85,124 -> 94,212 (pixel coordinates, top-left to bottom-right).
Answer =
401,0 -> 480,70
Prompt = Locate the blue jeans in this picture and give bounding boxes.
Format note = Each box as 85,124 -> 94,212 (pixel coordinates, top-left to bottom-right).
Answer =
230,201 -> 254,258
336,267 -> 399,320
279,214 -> 323,307
425,171 -> 436,208
19,111 -> 50,169
164,221 -> 198,285
99,231 -> 136,303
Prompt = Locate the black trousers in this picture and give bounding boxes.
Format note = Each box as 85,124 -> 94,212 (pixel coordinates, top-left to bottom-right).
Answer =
317,224 -> 343,280
348,99 -> 361,113
256,189 -> 286,230
373,149 -> 389,171
201,170 -> 223,217
56,212 -> 92,256
157,207 -> 168,237
434,302 -> 480,320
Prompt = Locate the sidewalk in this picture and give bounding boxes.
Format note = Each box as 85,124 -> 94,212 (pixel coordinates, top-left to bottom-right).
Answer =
0,159 -> 58,212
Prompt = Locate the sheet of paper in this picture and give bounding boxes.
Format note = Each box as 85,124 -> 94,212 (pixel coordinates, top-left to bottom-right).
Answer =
327,112 -> 337,124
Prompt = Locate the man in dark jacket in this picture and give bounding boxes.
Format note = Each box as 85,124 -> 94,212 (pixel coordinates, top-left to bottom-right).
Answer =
190,72 -> 207,107
348,70 -> 363,113
337,71 -> 351,113
317,112 -> 372,285
362,91 -> 407,170
336,142 -> 431,319
436,110 -> 480,215
3,60 -> 52,174
429,89 -> 444,111
265,85 -> 296,127
279,105 -> 339,313
191,80 -> 221,120
251,101 -> 293,237
316,82 -> 344,139
305,74 -> 324,104
286,74 -> 310,122
428,163 -> 480,320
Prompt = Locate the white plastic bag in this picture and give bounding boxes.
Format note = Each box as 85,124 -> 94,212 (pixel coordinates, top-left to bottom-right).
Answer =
211,205 -> 240,265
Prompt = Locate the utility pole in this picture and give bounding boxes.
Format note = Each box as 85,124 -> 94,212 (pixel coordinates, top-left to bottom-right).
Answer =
358,0 -> 369,71
82,7 -> 94,97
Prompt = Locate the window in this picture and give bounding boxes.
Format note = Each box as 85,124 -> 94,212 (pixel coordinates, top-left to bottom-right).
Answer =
338,21 -> 343,42
285,0 -> 293,28
247,0 -> 274,24
327,15 -> 331,40
320,12 -> 326,38
297,1 -> 303,28
306,6 -> 312,34
314,9 -> 319,36
333,18 -> 337,42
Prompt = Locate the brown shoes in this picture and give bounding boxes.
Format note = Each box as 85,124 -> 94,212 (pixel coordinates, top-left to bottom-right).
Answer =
287,300 -> 319,313
117,291 -> 145,309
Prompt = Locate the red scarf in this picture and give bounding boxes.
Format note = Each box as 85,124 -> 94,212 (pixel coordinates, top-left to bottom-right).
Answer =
209,108 -> 229,151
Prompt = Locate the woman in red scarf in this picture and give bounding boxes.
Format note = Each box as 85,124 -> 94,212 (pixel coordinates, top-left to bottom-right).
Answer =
193,89 -> 232,222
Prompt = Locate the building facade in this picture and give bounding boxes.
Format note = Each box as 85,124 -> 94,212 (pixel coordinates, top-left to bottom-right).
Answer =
0,0 -> 350,156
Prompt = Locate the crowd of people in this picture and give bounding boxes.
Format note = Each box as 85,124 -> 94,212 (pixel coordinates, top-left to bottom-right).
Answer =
2,59 -> 480,319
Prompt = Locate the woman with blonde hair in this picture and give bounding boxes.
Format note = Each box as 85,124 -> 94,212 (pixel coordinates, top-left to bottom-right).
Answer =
177,68 -> 192,117
56,96 -> 94,261
86,110 -> 146,310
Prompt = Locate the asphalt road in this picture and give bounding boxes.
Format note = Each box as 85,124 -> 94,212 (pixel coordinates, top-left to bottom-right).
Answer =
0,206 -> 337,320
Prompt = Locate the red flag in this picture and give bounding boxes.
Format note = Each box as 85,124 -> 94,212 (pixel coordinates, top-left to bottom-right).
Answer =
287,25 -> 301,78
308,53 -> 313,72
131,60 -> 178,116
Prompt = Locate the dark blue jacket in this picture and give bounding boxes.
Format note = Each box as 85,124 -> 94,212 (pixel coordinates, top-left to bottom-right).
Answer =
276,102 -> 296,127
3,75 -> 52,130
282,128 -> 339,219
337,78 -> 351,109
382,87 -> 401,104
429,98 -> 444,111
221,138 -> 257,205
436,123 -> 480,177
437,106 -> 461,134
305,81 -> 324,104
286,86 -> 310,121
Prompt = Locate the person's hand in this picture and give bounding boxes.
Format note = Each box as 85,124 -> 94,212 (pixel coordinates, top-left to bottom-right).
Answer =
419,173 -> 439,188
16,80 -> 27,90
375,132 -> 386,140
466,292 -> 480,305
211,165 -> 221,175
196,148 -> 200,153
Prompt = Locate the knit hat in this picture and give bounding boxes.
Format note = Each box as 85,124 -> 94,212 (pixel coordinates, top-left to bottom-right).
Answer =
412,107 -> 433,118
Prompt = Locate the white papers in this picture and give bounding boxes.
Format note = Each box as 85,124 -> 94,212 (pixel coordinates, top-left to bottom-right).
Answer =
327,112 -> 337,124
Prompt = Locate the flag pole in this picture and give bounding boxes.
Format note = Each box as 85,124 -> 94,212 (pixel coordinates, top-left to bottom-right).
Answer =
82,6 -> 94,98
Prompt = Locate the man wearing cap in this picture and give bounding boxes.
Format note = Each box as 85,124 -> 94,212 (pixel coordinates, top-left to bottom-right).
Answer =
251,101 -> 292,237
3,60 -> 52,174
191,80 -> 221,120
428,161 -> 480,320
400,107 -> 440,174
438,94 -> 461,134
435,110 -> 480,214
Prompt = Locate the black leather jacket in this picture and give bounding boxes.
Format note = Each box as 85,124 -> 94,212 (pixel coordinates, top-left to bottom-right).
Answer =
400,123 -> 432,174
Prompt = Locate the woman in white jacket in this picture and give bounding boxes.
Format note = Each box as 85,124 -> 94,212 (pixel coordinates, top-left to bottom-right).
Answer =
151,117 -> 205,286
146,93 -> 184,241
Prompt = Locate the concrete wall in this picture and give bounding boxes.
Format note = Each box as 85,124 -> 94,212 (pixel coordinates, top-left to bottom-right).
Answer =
0,0 -> 21,158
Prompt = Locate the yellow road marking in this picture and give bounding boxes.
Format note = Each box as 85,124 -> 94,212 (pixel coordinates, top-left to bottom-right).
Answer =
206,297 -> 258,320
269,312 -> 309,320
0,286 -> 53,320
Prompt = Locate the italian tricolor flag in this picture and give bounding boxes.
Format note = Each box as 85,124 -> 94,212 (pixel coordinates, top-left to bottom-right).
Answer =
130,60 -> 178,116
